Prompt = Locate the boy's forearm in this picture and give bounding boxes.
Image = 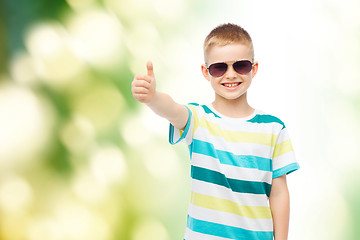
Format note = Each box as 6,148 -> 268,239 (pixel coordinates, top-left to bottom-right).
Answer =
269,175 -> 290,240
146,91 -> 188,130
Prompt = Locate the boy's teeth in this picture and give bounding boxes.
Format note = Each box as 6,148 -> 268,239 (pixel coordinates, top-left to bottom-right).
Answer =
224,83 -> 239,87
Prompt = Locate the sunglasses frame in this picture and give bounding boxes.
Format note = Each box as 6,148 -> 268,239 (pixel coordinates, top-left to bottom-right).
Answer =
206,60 -> 254,77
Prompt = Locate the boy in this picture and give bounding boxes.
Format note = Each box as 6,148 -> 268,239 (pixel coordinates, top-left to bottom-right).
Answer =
131,23 -> 299,240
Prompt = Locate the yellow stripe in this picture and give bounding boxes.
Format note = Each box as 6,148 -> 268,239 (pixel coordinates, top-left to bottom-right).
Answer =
191,192 -> 272,219
188,105 -> 199,135
273,139 -> 293,158
198,117 -> 278,147
179,129 -> 184,138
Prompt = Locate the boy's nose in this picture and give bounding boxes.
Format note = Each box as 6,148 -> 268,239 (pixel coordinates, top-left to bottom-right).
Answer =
224,66 -> 237,78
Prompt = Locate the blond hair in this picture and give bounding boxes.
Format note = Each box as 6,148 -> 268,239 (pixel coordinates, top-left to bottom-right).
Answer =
203,23 -> 254,63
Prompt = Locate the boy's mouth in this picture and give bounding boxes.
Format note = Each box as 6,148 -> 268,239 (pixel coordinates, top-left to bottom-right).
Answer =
222,82 -> 241,88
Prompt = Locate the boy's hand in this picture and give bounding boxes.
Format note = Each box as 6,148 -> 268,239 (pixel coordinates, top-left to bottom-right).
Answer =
131,61 -> 156,104
131,61 -> 189,130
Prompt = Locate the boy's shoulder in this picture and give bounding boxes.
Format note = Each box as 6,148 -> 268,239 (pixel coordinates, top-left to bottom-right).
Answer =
187,102 -> 221,118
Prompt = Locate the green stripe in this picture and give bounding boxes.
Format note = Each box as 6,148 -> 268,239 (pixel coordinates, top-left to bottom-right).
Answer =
191,166 -> 271,196
247,114 -> 285,129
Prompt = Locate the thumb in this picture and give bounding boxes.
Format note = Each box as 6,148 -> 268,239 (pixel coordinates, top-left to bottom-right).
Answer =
146,61 -> 154,78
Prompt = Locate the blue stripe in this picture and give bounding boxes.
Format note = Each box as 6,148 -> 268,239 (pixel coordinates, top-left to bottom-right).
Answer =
188,103 -> 199,106
191,166 -> 271,196
191,139 -> 272,171
201,105 -> 221,118
187,215 -> 273,240
247,114 -> 286,129
188,142 -> 194,159
273,162 -> 300,179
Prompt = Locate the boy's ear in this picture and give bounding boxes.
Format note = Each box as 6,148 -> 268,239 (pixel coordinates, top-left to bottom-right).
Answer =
201,64 -> 210,81
251,61 -> 259,78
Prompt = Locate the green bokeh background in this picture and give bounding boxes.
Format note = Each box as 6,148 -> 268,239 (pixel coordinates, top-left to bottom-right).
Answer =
1,0 -> 360,239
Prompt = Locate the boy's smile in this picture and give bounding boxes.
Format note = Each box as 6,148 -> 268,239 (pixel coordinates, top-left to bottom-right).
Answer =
222,81 -> 241,89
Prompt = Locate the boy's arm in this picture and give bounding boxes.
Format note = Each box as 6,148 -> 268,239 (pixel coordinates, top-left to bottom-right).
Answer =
269,174 -> 290,240
131,61 -> 189,130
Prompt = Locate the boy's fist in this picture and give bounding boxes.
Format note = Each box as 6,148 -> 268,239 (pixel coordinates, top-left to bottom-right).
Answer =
131,61 -> 156,104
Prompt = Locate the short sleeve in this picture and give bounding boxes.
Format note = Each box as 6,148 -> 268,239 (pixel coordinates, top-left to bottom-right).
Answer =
272,127 -> 300,178
169,105 -> 194,145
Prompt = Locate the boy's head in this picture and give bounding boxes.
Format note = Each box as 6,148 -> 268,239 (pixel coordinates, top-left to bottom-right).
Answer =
203,23 -> 254,64
201,24 -> 258,104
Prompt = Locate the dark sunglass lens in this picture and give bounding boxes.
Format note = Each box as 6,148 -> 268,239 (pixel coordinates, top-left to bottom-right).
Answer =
208,63 -> 228,77
233,60 -> 253,74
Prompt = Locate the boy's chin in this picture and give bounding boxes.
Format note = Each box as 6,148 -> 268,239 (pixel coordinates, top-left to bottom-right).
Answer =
215,93 -> 248,102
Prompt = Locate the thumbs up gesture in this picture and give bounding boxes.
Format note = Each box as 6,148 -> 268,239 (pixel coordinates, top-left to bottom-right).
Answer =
132,61 -> 156,104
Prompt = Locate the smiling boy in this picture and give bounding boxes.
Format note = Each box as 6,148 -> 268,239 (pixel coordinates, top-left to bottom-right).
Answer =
132,23 -> 299,240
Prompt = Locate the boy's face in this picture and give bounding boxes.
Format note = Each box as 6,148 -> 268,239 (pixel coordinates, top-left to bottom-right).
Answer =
201,43 -> 258,104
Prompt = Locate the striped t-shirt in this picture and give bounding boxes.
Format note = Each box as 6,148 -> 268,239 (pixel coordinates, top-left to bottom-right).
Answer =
169,103 -> 299,240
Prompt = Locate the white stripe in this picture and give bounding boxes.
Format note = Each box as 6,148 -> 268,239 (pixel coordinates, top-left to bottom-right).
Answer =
184,113 -> 194,145
192,153 -> 272,184
191,179 -> 269,207
174,128 -> 180,140
184,227 -> 231,240
188,204 -> 273,232
273,151 -> 296,170
194,128 -> 273,158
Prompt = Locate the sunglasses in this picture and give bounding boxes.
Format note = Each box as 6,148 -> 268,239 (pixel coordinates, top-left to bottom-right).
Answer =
207,60 -> 254,77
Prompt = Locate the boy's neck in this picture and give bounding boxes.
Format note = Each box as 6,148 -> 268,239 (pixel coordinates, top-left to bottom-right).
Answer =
212,93 -> 254,118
